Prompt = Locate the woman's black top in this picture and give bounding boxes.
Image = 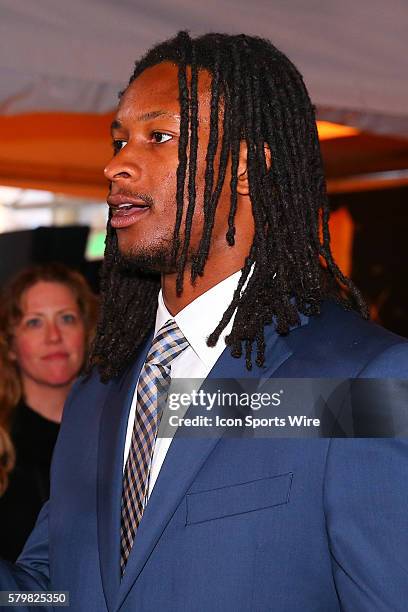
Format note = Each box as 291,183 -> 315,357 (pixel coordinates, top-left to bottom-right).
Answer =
0,401 -> 59,561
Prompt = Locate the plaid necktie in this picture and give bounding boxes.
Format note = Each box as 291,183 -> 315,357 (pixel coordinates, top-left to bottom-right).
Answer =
120,319 -> 189,574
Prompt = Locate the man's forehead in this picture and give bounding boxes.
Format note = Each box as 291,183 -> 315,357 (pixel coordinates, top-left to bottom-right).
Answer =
126,63 -> 180,100
117,61 -> 212,119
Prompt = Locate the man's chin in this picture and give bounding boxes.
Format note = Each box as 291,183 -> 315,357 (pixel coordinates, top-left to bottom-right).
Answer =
117,249 -> 177,275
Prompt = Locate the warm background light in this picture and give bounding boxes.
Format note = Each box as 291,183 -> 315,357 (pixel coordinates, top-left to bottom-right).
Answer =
317,121 -> 360,140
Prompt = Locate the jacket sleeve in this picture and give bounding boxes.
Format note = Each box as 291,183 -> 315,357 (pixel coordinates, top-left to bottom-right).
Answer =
0,501 -> 51,609
324,437 -> 408,611
324,342 -> 408,610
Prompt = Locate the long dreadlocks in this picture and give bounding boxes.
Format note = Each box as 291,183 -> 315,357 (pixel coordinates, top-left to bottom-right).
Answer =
91,31 -> 367,381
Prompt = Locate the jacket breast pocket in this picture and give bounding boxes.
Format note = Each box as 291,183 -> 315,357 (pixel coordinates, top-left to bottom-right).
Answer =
186,472 -> 293,525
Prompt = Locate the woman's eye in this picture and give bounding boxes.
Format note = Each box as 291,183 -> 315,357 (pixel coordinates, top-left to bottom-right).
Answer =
112,140 -> 127,155
25,318 -> 42,329
61,313 -> 76,324
152,132 -> 173,144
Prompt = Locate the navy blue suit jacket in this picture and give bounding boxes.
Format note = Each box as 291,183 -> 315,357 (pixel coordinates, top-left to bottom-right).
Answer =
1,302 -> 408,611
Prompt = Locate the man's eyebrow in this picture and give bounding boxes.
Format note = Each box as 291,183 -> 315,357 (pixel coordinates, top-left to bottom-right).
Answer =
137,110 -> 180,121
111,110 -> 180,133
111,119 -> 122,133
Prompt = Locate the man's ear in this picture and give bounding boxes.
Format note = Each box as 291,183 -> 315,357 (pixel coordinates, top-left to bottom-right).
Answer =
237,141 -> 272,196
263,143 -> 272,172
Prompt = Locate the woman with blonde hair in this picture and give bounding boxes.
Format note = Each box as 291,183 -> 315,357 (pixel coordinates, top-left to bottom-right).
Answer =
0,262 -> 97,561
0,426 -> 14,497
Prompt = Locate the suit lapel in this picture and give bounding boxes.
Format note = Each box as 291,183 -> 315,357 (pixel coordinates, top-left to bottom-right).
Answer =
115,317 -> 306,610
213,323 -> 295,380
97,335 -> 152,612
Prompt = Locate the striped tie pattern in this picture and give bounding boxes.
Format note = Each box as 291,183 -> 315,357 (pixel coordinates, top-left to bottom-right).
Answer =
120,319 -> 189,574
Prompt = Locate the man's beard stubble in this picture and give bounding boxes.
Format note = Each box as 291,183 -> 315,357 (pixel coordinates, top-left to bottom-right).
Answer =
116,236 -> 200,281
116,237 -> 177,275
108,189 -> 179,274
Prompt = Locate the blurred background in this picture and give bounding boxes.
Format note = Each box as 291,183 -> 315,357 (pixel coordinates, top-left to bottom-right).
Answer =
1,0 -> 407,335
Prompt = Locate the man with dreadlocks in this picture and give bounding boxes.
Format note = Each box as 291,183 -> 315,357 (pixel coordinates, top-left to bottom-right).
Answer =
1,32 -> 408,611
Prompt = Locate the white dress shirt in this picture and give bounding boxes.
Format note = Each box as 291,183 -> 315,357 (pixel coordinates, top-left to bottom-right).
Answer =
123,270 -> 243,498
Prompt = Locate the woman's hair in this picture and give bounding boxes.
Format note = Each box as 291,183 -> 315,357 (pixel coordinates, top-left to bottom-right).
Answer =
0,425 -> 15,496
0,262 -> 98,426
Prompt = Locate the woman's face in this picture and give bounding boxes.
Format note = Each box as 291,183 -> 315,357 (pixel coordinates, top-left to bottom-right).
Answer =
10,281 -> 86,388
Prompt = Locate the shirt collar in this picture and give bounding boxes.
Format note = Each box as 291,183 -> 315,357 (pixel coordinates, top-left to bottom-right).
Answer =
154,270 -> 243,369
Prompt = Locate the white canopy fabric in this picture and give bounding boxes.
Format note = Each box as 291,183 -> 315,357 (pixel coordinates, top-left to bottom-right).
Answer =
1,0 -> 407,135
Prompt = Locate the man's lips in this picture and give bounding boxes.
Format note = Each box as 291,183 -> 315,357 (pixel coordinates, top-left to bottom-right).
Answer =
107,194 -> 151,228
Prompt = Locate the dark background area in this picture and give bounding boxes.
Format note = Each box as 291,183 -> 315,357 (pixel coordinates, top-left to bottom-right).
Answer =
0,226 -> 102,295
330,186 -> 408,338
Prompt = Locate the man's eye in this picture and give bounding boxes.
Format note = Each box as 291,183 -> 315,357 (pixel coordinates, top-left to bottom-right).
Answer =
152,132 -> 173,144
112,140 -> 127,155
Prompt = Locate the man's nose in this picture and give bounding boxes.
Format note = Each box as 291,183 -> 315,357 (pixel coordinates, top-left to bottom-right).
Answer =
104,147 -> 141,183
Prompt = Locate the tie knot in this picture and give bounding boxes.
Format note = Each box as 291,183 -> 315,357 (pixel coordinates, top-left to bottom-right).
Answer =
145,319 -> 189,367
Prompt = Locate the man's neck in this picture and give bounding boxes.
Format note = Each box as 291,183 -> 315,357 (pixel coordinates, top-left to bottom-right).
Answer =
162,260 -> 244,316
161,217 -> 254,315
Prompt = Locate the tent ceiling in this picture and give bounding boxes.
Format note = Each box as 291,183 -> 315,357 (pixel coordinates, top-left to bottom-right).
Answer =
1,1 -> 407,197
1,0 -> 408,135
